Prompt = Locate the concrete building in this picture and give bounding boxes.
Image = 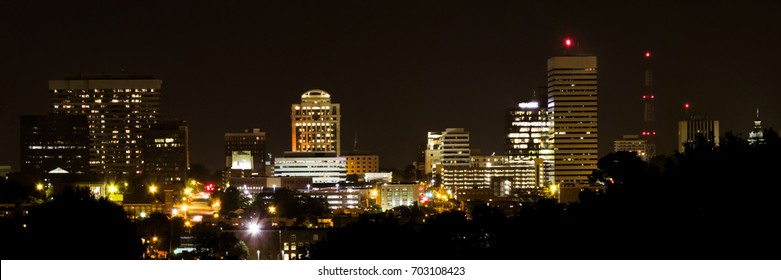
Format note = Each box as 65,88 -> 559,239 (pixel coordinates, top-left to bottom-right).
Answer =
307,186 -> 369,211
291,89 -> 341,155
144,120 -> 189,189
613,134 -> 649,161
20,114 -> 90,177
274,152 -> 346,184
49,74 -> 161,176
547,55 -> 599,185
678,115 -> 720,152
225,128 -> 266,177
379,183 -> 421,211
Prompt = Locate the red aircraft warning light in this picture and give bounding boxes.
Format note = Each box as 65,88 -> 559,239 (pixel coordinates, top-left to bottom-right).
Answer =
685,103 -> 690,109
565,38 -> 573,47
645,51 -> 651,58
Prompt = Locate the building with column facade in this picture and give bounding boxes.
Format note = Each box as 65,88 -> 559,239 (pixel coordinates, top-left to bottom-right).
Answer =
547,55 -> 598,185
291,89 -> 341,155
49,74 -> 161,176
678,116 -> 720,152
273,152 -> 346,184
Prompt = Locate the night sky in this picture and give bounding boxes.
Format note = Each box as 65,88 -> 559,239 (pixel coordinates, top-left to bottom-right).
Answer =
2,1 -> 779,172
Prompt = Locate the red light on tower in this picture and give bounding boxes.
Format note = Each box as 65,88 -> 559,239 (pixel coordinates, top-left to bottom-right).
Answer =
564,38 -> 572,47
684,103 -> 690,109
645,51 -> 651,58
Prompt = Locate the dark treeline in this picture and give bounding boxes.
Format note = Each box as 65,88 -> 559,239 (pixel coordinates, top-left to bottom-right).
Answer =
1,187 -> 143,259
311,130 -> 781,259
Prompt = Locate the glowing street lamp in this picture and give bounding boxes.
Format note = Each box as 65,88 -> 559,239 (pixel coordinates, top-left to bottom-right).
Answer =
248,223 -> 261,260
268,206 -> 277,215
148,185 -> 158,194
36,183 -> 44,191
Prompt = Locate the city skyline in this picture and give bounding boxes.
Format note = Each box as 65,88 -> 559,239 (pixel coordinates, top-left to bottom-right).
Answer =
2,1 -> 780,172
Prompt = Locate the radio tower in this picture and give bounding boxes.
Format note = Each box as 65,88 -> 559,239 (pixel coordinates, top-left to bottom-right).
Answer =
641,50 -> 657,159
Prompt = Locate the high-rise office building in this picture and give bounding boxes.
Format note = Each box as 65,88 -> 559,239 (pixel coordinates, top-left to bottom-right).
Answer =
291,89 -> 341,155
225,128 -> 266,177
678,116 -> 720,152
20,114 -> 90,177
547,54 -> 598,185
49,74 -> 161,176
144,120 -> 189,188
507,90 -> 552,161
424,128 -> 471,179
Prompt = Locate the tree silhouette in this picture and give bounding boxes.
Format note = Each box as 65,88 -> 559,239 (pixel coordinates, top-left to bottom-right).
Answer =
13,187 -> 143,259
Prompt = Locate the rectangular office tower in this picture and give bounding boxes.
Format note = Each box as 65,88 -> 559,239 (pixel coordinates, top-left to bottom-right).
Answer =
144,120 -> 189,188
49,74 -> 161,176
225,128 -> 267,177
547,56 -> 598,185
291,90 -> 341,155
20,114 -> 90,177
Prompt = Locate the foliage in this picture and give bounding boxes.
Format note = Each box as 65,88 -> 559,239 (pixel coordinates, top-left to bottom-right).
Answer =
3,187 -> 144,259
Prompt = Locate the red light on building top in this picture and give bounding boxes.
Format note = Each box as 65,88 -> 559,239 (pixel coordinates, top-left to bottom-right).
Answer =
685,103 -> 690,109
564,38 -> 572,47
643,95 -> 647,99
653,131 -> 656,135
645,51 -> 651,58
650,95 -> 655,99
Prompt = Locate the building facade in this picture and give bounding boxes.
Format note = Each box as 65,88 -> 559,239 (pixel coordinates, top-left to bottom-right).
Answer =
677,116 -> 720,152
379,184 -> 421,211
225,128 -> 266,177
424,128 -> 471,179
144,120 -> 189,189
343,151 -> 379,176
507,93 -> 552,161
49,74 -> 161,176
291,90 -> 341,155
20,114 -> 90,177
613,134 -> 649,161
547,56 -> 598,185
273,152 -> 346,184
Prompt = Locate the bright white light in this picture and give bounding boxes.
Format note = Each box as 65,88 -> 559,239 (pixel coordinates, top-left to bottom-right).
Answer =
249,223 -> 260,233
519,102 -> 539,109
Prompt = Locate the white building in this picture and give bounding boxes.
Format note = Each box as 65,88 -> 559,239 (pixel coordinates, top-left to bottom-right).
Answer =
424,128 -> 471,178
547,55 -> 599,185
291,89 -> 341,155
273,152 -> 346,184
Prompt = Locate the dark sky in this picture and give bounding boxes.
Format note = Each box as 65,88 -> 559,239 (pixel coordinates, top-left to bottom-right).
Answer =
2,0 -> 780,172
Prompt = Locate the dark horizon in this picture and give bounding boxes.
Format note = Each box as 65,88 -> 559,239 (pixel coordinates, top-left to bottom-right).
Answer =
2,1 -> 779,173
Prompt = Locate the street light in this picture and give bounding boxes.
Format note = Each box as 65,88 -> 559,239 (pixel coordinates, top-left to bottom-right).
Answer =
249,223 -> 261,260
148,185 -> 158,194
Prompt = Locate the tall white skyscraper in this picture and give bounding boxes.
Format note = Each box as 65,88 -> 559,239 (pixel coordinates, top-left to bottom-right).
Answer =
424,128 -> 471,177
547,55 -> 598,185
291,89 -> 341,155
49,74 -> 161,176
